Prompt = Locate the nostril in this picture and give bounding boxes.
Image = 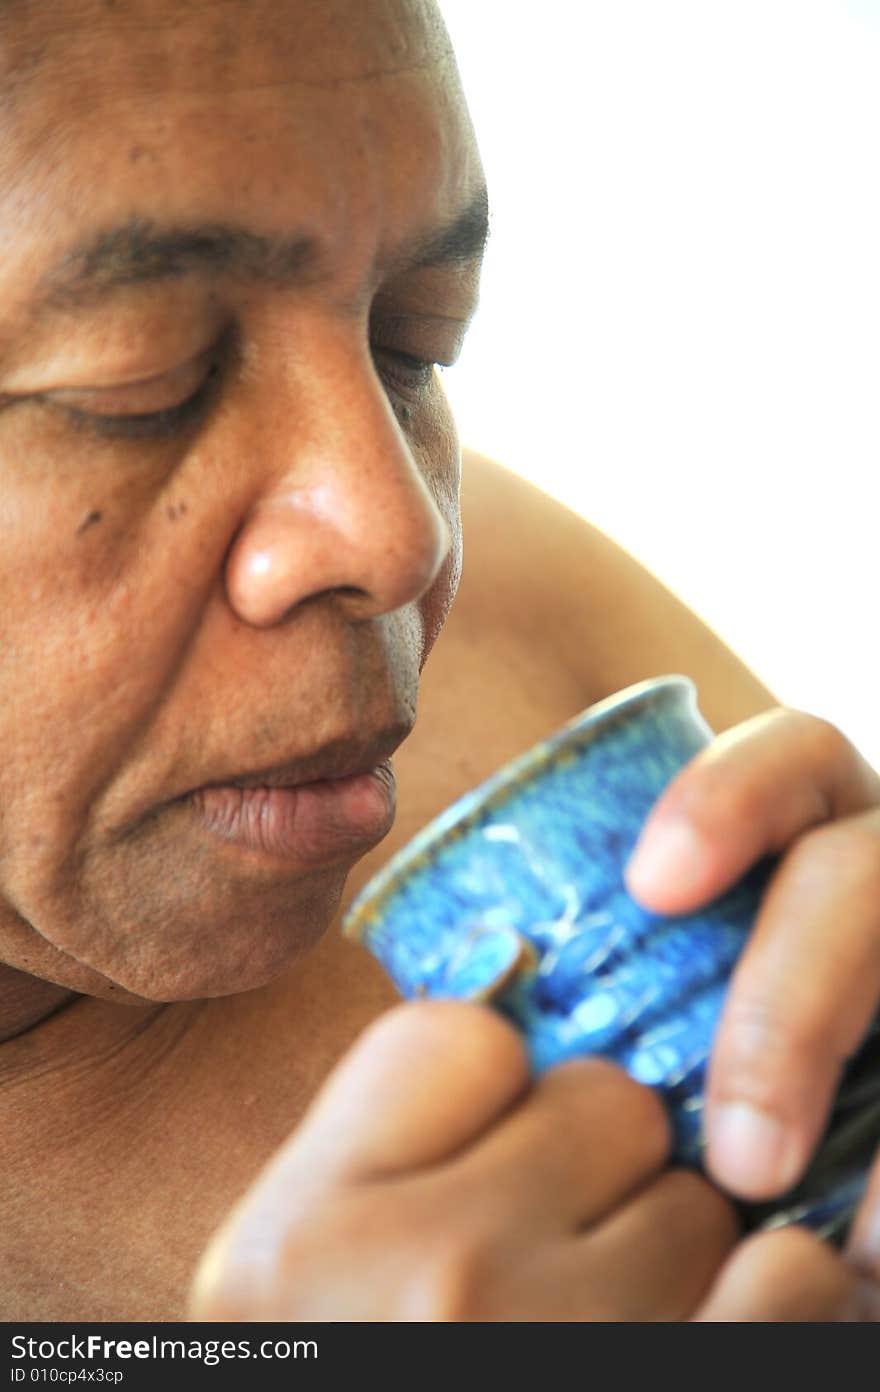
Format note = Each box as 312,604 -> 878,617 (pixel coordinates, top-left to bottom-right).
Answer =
224,455 -> 452,628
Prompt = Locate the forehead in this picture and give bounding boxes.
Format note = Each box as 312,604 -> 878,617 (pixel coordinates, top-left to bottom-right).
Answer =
0,0 -> 480,297
0,0 -> 454,98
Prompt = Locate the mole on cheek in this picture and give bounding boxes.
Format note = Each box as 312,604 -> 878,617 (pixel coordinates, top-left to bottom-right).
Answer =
75,510 -> 103,537
166,502 -> 189,521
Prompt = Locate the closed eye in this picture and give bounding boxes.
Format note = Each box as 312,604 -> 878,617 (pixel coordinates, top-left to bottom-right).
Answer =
372,346 -> 436,392
45,346 -> 223,441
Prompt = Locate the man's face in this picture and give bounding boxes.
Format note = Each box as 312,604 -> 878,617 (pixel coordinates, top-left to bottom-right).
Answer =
0,0 -> 485,1002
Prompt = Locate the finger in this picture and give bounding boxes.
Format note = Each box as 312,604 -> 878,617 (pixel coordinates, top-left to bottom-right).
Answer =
703,808 -> 880,1198
290,999 -> 532,1183
192,1050 -> 671,1321
403,1165 -> 734,1321
454,1057 -> 671,1233
190,1001 -> 531,1319
693,1226 -> 869,1321
625,709 -> 880,915
545,1169 -> 739,1321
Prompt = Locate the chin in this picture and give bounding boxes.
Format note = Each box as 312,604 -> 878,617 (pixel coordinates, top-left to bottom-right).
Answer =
43,863 -> 350,1004
138,936 -> 320,1001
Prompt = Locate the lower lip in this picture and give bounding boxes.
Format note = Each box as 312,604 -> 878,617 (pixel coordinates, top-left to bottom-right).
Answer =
190,761 -> 397,864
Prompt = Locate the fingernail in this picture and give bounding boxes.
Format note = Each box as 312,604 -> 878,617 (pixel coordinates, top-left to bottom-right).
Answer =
626,819 -> 707,899
708,1102 -> 801,1198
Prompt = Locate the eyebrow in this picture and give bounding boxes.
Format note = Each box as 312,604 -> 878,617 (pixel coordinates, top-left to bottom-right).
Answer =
38,186 -> 490,309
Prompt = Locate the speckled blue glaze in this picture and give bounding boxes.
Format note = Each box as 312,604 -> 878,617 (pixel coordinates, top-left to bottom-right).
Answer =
344,676 -> 880,1242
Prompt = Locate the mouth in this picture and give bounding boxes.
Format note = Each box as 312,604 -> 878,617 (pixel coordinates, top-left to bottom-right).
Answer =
184,728 -> 407,865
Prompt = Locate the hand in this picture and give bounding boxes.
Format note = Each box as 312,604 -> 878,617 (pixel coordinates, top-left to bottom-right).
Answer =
691,1226 -> 880,1321
624,708 -> 880,1228
190,1001 -> 737,1320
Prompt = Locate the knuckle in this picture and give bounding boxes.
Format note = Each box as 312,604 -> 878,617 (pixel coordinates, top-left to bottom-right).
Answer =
761,706 -> 851,766
795,710 -> 852,763
712,991 -> 816,1112
716,979 -> 847,1112
720,988 -> 803,1075
666,710 -> 859,837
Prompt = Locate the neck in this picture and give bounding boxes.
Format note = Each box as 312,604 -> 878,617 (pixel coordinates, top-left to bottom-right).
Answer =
0,962 -> 78,1044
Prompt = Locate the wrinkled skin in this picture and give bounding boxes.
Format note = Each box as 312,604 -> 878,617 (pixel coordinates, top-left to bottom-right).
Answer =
1,0 -> 879,1325
0,0 -> 484,1004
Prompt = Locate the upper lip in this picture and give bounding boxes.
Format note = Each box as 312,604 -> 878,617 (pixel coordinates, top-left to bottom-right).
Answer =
190,723 -> 412,794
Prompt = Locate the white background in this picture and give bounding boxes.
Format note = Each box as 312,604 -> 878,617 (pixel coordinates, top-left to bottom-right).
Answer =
438,0 -> 880,767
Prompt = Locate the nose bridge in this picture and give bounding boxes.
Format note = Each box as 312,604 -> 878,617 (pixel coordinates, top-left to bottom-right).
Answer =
289,335 -> 437,534
224,328 -> 452,629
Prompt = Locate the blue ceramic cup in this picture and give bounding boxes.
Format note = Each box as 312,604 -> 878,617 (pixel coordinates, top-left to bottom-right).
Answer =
343,675 -> 880,1241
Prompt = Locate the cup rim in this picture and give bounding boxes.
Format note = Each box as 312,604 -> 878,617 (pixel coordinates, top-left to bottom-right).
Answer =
343,672 -> 696,943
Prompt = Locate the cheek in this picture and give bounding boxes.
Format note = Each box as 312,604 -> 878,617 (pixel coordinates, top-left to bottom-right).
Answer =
410,377 -> 463,663
0,567 -> 154,910
0,446 -> 199,882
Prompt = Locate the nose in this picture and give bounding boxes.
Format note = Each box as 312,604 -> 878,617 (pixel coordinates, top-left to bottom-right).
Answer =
224,350 -> 452,629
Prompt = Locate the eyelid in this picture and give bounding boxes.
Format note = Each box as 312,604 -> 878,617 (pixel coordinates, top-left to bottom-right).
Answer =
370,320 -> 466,370
46,345 -> 218,417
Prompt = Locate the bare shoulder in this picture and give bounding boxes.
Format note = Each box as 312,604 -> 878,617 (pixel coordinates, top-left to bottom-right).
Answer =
453,448 -> 776,733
